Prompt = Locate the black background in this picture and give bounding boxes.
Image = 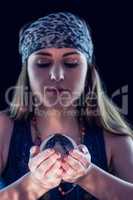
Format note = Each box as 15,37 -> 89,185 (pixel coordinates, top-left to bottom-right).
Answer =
0,0 -> 132,123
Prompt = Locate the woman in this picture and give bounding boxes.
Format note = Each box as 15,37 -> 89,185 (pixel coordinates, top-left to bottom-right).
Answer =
0,11 -> 133,200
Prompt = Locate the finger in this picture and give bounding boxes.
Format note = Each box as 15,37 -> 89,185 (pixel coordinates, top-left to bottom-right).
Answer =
29,149 -> 55,171
78,144 -> 89,155
30,146 -> 40,158
63,155 -> 83,170
61,161 -> 73,176
46,160 -> 62,179
62,162 -> 84,182
55,168 -> 63,179
69,149 -> 91,167
37,153 -> 61,174
61,161 -> 70,171
64,167 -> 73,177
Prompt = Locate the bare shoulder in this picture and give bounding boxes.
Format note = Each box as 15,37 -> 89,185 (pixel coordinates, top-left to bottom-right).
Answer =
103,129 -> 133,182
0,111 -> 14,174
103,129 -> 133,155
103,130 -> 113,168
0,111 -> 14,140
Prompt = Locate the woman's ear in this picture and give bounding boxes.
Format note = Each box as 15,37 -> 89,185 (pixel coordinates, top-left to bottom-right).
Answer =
91,53 -> 96,65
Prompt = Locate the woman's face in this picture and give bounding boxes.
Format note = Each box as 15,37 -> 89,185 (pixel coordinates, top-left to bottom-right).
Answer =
27,48 -> 88,109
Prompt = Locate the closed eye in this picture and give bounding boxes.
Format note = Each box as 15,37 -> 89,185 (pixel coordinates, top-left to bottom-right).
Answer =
36,63 -> 51,68
36,62 -> 79,68
64,62 -> 79,68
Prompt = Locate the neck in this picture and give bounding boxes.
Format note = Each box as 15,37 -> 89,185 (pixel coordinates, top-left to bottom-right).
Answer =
32,106 -> 85,145
37,106 -> 78,126
32,106 -> 82,141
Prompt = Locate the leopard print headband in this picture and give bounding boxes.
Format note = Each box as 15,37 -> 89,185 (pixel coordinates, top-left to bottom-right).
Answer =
19,12 -> 94,64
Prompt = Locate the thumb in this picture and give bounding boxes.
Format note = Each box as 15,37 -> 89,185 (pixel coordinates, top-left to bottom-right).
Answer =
77,144 -> 89,155
29,145 -> 40,158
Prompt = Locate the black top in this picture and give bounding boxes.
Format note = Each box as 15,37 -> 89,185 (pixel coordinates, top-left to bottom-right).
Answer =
0,119 -> 109,200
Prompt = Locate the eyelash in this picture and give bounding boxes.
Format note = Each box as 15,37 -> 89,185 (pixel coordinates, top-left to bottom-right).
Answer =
36,62 -> 79,68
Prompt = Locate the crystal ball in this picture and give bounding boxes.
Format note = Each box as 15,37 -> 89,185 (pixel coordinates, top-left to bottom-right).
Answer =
40,133 -> 77,158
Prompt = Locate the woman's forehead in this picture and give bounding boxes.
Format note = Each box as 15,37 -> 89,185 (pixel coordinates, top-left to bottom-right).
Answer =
32,48 -> 85,58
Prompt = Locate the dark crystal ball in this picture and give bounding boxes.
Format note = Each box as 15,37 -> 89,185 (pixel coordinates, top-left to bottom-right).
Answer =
40,133 -> 77,158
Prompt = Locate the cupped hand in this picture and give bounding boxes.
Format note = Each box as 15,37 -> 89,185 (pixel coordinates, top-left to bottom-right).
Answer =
61,144 -> 91,183
28,146 -> 63,191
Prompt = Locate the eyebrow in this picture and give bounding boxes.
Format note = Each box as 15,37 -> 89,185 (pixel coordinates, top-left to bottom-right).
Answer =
34,51 -> 80,57
63,52 -> 80,57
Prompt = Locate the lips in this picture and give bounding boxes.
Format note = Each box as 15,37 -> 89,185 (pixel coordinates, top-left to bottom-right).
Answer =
46,88 -> 57,92
46,87 -> 70,93
57,88 -> 70,92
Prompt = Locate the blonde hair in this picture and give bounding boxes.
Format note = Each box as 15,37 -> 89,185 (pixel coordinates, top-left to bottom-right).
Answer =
9,62 -> 133,139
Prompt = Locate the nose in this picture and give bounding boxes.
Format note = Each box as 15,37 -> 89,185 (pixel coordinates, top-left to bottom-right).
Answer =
49,65 -> 64,82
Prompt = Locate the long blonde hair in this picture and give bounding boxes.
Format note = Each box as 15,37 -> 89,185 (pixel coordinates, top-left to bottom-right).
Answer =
9,62 -> 133,139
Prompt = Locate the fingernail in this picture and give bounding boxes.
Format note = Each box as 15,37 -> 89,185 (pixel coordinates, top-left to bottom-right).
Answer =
46,148 -> 54,153
63,155 -> 68,160
69,149 -> 73,154
56,151 -> 60,155
46,148 -> 51,152
30,147 -> 36,154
